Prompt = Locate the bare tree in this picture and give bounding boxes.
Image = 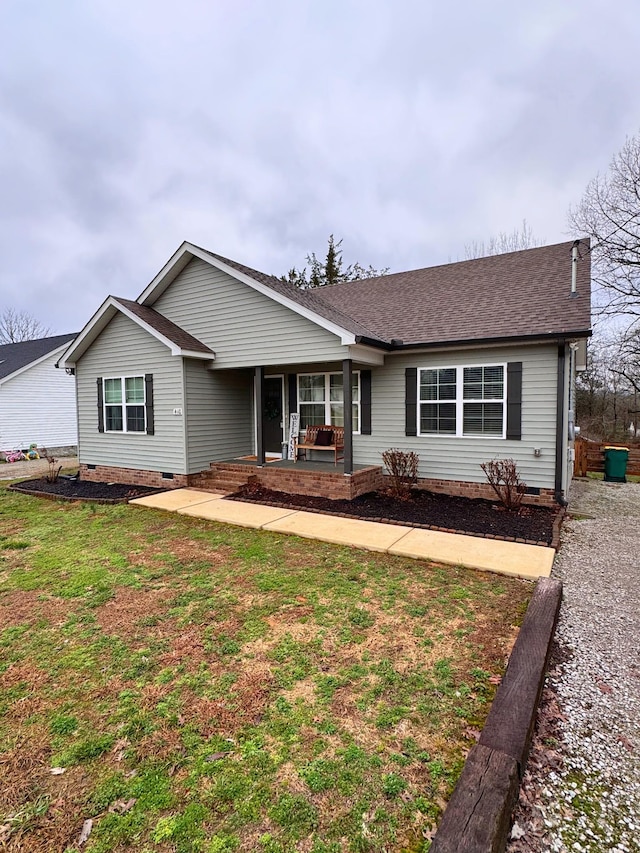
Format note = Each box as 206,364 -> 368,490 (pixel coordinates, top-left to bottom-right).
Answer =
576,331 -> 640,440
569,132 -> 640,327
0,308 -> 50,344
463,219 -> 542,260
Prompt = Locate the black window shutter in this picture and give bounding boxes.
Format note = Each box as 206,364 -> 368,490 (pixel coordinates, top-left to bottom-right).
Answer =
360,370 -> 372,435
145,374 -> 155,435
97,378 -> 104,433
288,374 -> 297,415
405,367 -> 417,436
506,362 -> 522,440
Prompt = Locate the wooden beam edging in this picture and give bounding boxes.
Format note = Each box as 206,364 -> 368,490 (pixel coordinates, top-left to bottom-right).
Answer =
430,576 -> 563,853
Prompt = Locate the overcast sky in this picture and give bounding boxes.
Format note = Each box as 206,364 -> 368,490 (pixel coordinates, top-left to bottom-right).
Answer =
1,0 -> 639,336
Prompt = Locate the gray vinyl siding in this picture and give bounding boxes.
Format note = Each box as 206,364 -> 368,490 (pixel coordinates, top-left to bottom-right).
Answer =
153,258 -> 347,368
76,313 -> 187,472
353,344 -> 559,490
184,360 -> 253,472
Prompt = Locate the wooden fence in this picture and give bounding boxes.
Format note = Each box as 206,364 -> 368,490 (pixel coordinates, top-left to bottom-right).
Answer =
574,437 -> 640,477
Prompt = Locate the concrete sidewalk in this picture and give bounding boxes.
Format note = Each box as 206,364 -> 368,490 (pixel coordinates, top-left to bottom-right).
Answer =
130,489 -> 554,580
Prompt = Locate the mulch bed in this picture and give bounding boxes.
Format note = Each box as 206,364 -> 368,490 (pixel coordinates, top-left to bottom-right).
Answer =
8,477 -> 160,504
229,484 -> 559,546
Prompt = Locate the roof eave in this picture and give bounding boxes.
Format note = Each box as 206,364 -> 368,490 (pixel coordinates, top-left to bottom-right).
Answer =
59,296 -> 214,367
138,242 -> 359,346
384,328 -> 592,353
0,340 -> 76,385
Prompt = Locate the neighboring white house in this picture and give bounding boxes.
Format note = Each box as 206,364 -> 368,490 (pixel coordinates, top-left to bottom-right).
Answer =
0,334 -> 78,451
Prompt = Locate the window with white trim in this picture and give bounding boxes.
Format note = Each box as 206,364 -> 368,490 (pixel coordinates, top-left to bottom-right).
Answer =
104,376 -> 146,432
418,364 -> 506,437
298,372 -> 360,433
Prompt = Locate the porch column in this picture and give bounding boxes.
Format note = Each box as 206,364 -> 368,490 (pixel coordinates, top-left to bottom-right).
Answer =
255,366 -> 266,466
342,359 -> 353,475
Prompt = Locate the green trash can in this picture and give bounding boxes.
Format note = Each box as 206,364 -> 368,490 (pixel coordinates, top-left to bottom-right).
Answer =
603,446 -> 629,482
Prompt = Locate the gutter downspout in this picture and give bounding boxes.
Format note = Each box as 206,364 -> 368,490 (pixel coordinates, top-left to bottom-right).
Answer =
555,341 -> 568,506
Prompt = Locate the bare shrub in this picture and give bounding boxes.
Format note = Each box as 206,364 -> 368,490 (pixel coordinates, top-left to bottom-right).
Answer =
382,449 -> 419,499
43,450 -> 62,484
480,458 -> 526,510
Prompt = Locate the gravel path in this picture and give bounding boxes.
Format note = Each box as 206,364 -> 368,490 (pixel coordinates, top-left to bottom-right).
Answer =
0,455 -> 78,481
508,478 -> 640,853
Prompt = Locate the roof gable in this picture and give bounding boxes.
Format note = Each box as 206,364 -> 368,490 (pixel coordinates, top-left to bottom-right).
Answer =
0,334 -> 77,384
60,296 -> 213,367
136,242 -> 381,346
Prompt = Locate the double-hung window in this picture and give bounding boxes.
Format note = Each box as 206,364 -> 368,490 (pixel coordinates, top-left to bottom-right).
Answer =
418,364 -> 506,437
104,376 -> 146,433
298,372 -> 360,433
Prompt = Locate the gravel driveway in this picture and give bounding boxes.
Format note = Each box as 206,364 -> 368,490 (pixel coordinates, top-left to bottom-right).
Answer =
0,455 -> 78,481
508,478 -> 640,853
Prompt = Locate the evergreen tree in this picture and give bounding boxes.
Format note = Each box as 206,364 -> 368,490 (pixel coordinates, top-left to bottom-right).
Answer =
281,235 -> 388,289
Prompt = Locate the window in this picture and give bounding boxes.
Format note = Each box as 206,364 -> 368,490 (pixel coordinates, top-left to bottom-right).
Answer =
419,368 -> 456,435
462,365 -> 504,435
298,372 -> 360,433
103,376 -> 146,432
418,364 -> 505,437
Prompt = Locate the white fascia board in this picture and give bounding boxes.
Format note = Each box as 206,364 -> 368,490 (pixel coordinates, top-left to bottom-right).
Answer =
138,242 -> 358,346
347,343 -> 386,366
180,349 -> 216,361
136,242 -> 194,304
114,300 -> 178,352
58,296 -> 118,367
111,301 -> 215,360
60,296 -> 214,367
0,342 -> 73,386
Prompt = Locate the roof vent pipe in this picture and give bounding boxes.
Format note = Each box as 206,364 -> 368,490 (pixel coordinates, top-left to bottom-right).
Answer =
571,240 -> 579,296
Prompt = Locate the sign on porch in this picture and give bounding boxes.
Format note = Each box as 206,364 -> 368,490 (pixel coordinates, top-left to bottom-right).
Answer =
287,413 -> 299,460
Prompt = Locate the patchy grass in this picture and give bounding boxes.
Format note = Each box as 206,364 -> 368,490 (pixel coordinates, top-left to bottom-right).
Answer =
0,485 -> 531,852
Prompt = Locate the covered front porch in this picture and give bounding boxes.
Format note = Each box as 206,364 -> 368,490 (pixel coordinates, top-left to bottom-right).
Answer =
252,357 -> 373,474
195,457 -> 384,501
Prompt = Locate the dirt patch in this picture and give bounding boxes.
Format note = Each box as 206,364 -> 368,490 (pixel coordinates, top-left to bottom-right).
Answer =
181,667 -> 275,737
94,585 -> 174,635
0,590 -> 72,629
230,485 -> 558,545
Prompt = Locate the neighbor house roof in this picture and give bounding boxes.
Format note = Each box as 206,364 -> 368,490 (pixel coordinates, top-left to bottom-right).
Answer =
0,334 -> 77,383
314,241 -> 592,347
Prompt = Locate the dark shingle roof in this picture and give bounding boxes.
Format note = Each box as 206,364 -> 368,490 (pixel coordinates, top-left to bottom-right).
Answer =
315,241 -> 592,346
0,334 -> 77,381
193,246 -> 387,343
114,298 -> 214,354
195,240 -> 591,348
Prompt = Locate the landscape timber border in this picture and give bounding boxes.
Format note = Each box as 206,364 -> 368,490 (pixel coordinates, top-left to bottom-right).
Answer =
430,576 -> 562,852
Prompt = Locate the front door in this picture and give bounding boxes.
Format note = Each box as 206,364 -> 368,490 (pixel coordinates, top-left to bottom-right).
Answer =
263,377 -> 284,454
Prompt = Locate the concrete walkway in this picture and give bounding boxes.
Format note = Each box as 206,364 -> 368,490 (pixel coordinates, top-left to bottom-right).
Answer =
130,488 -> 554,580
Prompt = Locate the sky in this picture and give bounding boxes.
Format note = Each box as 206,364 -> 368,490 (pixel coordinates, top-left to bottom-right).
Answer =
1,0 -> 640,336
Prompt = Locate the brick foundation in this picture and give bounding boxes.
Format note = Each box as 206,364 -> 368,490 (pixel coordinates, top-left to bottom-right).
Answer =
412,476 -> 558,507
80,463 -> 556,507
80,464 -> 189,490
80,462 -> 384,500
255,465 -> 383,500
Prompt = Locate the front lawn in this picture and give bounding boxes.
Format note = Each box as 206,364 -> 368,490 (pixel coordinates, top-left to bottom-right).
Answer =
0,486 -> 530,852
